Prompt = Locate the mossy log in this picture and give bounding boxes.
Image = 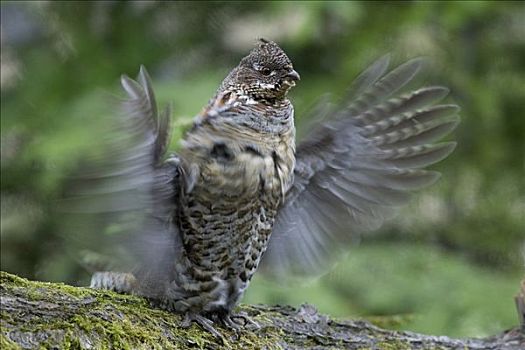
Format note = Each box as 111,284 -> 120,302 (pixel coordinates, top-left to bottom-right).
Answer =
0,271 -> 523,349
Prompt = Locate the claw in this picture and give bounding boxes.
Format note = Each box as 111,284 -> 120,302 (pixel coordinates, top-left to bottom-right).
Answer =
235,311 -> 261,330
220,311 -> 260,331
181,313 -> 225,341
220,314 -> 242,331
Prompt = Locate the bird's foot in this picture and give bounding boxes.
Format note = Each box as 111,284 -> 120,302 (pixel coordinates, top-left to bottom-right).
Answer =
219,310 -> 260,331
181,312 -> 225,341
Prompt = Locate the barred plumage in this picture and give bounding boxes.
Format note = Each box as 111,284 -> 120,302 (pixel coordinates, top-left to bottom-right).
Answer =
86,40 -> 459,336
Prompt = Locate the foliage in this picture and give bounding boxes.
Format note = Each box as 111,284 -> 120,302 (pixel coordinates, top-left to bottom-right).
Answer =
246,243 -> 522,337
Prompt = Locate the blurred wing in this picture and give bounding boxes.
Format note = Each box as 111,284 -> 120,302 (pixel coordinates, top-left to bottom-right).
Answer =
60,66 -> 181,294
261,55 -> 460,277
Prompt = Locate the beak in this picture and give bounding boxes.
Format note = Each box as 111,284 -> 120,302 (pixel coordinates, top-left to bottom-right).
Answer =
285,69 -> 301,81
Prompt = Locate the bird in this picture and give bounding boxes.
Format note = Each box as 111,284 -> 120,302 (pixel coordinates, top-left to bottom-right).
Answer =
85,38 -> 460,337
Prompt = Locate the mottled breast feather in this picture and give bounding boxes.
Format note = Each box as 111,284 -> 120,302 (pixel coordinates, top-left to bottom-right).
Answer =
171,95 -> 295,313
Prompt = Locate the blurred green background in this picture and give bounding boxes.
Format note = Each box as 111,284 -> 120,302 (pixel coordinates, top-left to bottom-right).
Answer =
1,1 -> 524,338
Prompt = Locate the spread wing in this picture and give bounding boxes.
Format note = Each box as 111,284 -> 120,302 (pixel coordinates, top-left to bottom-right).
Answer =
261,55 -> 460,277
61,66 -> 181,294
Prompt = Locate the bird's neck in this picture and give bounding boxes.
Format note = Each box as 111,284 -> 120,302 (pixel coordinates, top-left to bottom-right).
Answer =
196,88 -> 295,137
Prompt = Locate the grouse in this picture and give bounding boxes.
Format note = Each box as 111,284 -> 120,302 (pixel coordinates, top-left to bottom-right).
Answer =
87,39 -> 460,336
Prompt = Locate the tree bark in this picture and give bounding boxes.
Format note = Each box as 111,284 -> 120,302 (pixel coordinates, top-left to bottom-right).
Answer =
1,271 -> 523,349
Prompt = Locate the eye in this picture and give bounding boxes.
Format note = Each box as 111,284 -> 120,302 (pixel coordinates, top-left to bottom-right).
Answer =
261,67 -> 272,76
253,63 -> 274,76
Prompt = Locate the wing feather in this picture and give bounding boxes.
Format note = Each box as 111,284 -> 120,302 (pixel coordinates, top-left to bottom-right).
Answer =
261,57 -> 459,277
61,67 -> 181,295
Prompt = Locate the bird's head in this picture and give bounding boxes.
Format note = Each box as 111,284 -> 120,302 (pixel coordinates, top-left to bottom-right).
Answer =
221,39 -> 300,104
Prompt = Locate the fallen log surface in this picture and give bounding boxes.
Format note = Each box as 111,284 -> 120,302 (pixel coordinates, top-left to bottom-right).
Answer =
1,271 -> 523,349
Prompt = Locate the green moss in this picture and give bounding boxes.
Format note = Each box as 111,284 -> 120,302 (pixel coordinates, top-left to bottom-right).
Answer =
5,272 -> 462,349
1,271 -> 29,287
0,333 -> 21,350
62,333 -> 82,350
1,271 -> 97,300
376,340 -> 412,350
1,272 -> 289,349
